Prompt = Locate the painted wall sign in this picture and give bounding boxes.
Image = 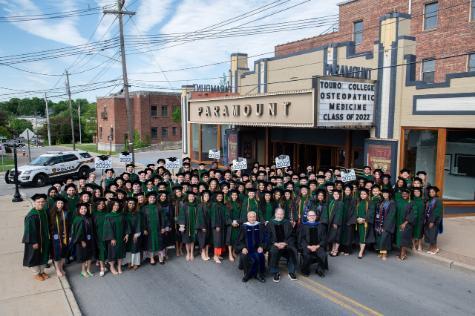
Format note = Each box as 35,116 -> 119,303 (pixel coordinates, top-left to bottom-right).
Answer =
324,63 -> 372,79
317,78 -> 375,127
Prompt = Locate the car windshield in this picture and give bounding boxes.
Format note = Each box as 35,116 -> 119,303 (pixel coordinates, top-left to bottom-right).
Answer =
30,156 -> 52,166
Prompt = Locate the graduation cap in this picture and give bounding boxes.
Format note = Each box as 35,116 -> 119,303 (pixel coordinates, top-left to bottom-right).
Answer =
316,175 -> 325,180
325,182 -> 335,187
80,191 -> 92,197
401,188 -> 411,194
229,189 -> 239,195
363,165 -> 372,170
147,164 -> 155,168
47,186 -> 58,194
116,189 -> 126,195
135,192 -> 145,196
76,202 -> 90,209
105,168 -> 115,174
416,170 -> 427,176
126,163 -> 135,168
146,191 -> 158,197
172,185 -> 183,191
332,189 -> 342,194
381,174 -> 391,179
299,184 -> 309,190
427,186 -> 440,193
126,197 -> 138,203
334,180 -> 343,185
283,189 -> 294,195
157,158 -> 166,164
247,188 -> 257,193
138,170 -> 146,175
372,184 -> 381,190
381,188 -> 392,194
308,180 -> 318,185
95,197 -> 107,203
411,187 -> 423,193
399,168 -> 410,174
214,191 -> 224,196
167,157 -> 178,162
272,187 -> 283,194
157,190 -> 168,195
359,188 -> 370,195
65,183 -> 77,190
54,196 -> 67,203
263,190 -> 272,195
343,183 -> 354,190
186,191 -> 197,196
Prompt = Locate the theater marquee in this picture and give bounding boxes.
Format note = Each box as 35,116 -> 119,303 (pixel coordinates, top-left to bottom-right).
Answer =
188,90 -> 315,127
315,77 -> 376,128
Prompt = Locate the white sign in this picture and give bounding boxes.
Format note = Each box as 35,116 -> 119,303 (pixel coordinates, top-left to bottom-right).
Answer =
208,149 -> 221,160
275,155 -> 290,168
119,153 -> 133,163
232,158 -> 247,171
94,157 -> 112,170
341,169 -> 357,182
318,79 -> 375,127
165,158 -> 181,170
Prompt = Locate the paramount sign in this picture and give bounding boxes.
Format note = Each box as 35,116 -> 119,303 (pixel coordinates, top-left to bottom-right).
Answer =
197,102 -> 291,118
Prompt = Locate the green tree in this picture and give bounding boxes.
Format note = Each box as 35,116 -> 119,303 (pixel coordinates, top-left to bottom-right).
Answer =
9,119 -> 33,136
172,106 -> 181,123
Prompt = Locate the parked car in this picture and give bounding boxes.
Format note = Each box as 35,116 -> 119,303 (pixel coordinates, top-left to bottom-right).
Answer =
5,151 -> 94,187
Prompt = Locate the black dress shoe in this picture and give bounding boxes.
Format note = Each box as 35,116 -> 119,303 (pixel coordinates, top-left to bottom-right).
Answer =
242,275 -> 251,283
273,273 -> 280,283
159,261 -> 165,265
256,274 -> 266,283
288,273 -> 297,281
316,268 -> 325,277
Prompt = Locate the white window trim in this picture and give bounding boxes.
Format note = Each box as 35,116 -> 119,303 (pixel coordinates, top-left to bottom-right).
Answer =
421,59 -> 435,82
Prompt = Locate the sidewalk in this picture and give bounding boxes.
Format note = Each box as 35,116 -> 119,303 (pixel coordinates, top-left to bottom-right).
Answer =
412,216 -> 475,274
0,196 -> 81,316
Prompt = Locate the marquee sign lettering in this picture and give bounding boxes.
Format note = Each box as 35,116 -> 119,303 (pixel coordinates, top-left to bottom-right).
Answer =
197,102 -> 291,118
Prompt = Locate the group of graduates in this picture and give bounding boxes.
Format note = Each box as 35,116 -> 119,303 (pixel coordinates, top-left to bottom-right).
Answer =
22,158 -> 443,283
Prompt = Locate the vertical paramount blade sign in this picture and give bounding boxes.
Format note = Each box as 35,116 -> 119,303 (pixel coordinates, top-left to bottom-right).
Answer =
317,78 -> 375,127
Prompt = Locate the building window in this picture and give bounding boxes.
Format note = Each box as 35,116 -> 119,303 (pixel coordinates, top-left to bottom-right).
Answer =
353,20 -> 363,46
151,105 -> 157,116
201,125 -> 218,160
161,105 -> 168,117
424,2 -> 438,30
151,127 -> 158,139
404,129 -> 438,185
422,59 -> 435,83
191,124 -> 200,160
99,127 -> 103,139
469,53 -> 475,72
443,130 -> 475,200
172,127 -> 177,136
161,127 -> 168,138
472,0 -> 475,21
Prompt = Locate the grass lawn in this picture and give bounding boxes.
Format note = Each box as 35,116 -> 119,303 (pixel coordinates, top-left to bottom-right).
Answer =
0,156 -> 14,172
60,143 -> 114,155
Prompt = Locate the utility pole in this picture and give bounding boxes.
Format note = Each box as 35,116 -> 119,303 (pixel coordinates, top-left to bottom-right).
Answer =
65,70 -> 76,150
44,93 -> 52,146
78,100 -> 82,144
104,0 -> 135,163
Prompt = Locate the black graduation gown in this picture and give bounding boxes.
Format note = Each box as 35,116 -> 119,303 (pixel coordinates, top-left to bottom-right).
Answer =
235,222 -> 266,276
71,215 -> 95,263
298,222 -> 328,271
210,202 -> 227,248
196,202 -> 211,248
400,203 -> 417,248
424,197 -> 443,245
374,200 -> 396,251
126,212 -> 143,254
340,197 -> 356,247
325,200 -> 344,244
49,209 -> 72,261
103,212 -> 130,261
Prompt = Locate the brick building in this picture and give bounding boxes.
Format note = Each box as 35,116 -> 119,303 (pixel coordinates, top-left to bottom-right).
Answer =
183,0 -> 475,212
97,91 -> 181,152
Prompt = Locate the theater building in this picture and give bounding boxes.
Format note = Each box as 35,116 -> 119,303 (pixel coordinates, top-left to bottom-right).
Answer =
97,91 -> 181,152
182,0 -> 475,212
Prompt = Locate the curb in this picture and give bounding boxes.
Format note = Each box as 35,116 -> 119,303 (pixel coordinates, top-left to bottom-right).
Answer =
59,276 -> 82,316
412,250 -> 475,274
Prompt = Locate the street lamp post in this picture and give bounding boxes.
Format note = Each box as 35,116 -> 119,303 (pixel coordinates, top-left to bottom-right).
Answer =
12,142 -> 23,202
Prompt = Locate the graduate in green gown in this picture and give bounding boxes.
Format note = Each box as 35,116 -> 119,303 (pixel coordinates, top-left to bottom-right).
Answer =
225,190 -> 242,262
240,188 -> 259,222
355,189 -> 375,259
281,189 -> 297,225
294,185 -> 314,226
258,191 -> 275,224
125,197 -> 143,270
103,200 -> 130,275
49,196 -> 71,278
142,192 -> 166,265
92,198 -> 108,276
22,194 -> 50,281
395,188 -> 411,248
71,203 -> 95,278
326,190 -> 344,257
178,192 -> 198,262
410,187 -> 425,251
340,184 -> 356,255
64,183 -> 79,216
196,191 -> 211,261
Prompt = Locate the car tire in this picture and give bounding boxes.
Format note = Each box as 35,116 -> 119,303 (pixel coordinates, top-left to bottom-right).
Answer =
78,166 -> 90,179
32,174 -> 48,187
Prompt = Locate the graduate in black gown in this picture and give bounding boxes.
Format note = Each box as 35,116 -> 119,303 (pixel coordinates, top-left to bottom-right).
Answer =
196,190 -> 211,261
103,200 -> 130,275
49,196 -> 72,277
178,192 -> 198,262
125,197 -> 143,270
398,189 -> 418,261
340,185 -> 356,255
325,190 -> 344,257
374,189 -> 396,261
298,210 -> 328,277
170,186 -> 184,257
22,194 -> 50,281
267,208 -> 298,282
210,191 -> 227,263
71,203 -> 95,278
236,211 -> 266,283
424,186 -> 443,255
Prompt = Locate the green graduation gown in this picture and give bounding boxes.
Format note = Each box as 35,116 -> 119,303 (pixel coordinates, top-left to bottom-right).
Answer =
103,212 -> 129,260
126,211 -> 143,254
240,198 -> 259,222
142,204 -> 165,252
395,198 -> 410,247
226,201 -> 242,246
411,197 -> 424,239
355,200 -> 375,245
22,208 -> 50,267
92,209 -> 108,261
178,202 -> 198,244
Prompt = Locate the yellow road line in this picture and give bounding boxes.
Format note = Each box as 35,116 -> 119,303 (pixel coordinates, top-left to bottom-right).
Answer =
299,275 -> 384,316
298,280 -> 366,316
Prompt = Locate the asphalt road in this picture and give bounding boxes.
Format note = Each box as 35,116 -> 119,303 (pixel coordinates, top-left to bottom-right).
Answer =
0,146 -> 181,198
65,251 -> 475,316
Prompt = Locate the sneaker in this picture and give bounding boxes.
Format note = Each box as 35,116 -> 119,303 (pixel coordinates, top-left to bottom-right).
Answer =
273,273 -> 280,283
256,274 -> 266,283
288,273 -> 297,281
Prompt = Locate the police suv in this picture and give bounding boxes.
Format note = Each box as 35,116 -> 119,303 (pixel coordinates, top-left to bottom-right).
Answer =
6,151 -> 94,187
